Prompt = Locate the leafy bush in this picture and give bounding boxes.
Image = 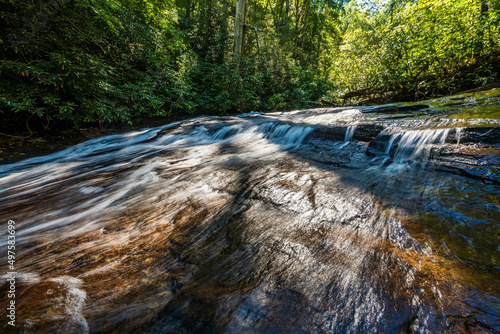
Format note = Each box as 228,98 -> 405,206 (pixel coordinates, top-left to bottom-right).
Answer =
331,0 -> 500,101
0,0 -> 183,127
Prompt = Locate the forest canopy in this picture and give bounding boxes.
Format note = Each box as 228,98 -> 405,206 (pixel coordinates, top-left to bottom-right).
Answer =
0,0 -> 498,130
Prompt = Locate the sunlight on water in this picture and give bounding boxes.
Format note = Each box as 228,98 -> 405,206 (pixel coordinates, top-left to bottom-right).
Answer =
0,92 -> 499,333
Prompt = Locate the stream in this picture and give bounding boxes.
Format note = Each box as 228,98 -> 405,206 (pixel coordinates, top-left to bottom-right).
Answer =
0,90 -> 499,333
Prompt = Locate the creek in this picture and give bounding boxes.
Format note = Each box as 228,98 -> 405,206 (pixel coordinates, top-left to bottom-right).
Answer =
0,90 -> 499,333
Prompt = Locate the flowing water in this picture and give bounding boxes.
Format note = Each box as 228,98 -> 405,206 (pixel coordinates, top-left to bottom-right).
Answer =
1,90 -> 499,333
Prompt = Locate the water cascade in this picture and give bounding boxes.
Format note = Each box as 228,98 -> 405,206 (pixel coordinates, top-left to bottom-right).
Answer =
0,90 -> 499,333
344,125 -> 356,142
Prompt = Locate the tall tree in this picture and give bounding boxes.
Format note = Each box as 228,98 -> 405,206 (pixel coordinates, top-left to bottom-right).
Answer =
234,0 -> 248,54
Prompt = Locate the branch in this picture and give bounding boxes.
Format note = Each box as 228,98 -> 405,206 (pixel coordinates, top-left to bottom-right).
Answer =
245,25 -> 260,56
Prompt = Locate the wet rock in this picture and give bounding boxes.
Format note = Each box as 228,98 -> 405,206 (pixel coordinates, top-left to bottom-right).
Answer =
1,92 -> 500,334
430,146 -> 500,184
366,127 -> 500,157
362,104 -> 429,114
352,124 -> 385,142
307,126 -> 345,142
366,134 -> 392,156
307,124 -> 384,143
456,127 -> 500,144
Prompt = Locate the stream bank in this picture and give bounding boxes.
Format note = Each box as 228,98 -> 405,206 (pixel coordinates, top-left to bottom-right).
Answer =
0,88 -> 498,333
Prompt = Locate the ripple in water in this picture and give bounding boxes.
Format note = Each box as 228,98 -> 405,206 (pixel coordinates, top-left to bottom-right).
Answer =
0,102 -> 499,333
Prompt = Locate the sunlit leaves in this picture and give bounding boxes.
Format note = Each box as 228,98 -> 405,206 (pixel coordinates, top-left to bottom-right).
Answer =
330,0 -> 499,100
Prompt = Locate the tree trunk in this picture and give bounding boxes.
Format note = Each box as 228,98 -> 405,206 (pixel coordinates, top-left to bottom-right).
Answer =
301,0 -> 311,49
185,0 -> 192,19
234,0 -> 248,55
284,0 -> 290,37
242,0 -> 250,53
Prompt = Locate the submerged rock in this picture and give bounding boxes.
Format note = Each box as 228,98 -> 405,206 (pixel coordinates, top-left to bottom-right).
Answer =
0,90 -> 499,334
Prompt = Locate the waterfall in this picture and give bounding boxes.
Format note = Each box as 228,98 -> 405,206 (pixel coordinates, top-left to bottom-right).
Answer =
389,128 -> 451,163
344,125 -> 356,142
455,127 -> 463,144
0,98 -> 498,333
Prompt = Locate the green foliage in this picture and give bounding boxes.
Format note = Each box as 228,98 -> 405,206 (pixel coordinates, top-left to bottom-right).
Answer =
0,0 -> 341,129
0,0 -> 183,126
2,0 -> 496,131
330,0 -> 500,102
0,0 -> 342,129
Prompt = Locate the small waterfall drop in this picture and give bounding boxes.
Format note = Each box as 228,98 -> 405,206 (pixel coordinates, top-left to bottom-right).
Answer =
344,125 -> 356,142
1,94 -> 499,333
389,128 -> 451,163
257,122 -> 313,146
455,127 -> 463,144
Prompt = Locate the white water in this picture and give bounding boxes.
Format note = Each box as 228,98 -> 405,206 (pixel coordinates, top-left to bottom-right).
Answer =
345,125 -> 356,142
0,105 -> 498,333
